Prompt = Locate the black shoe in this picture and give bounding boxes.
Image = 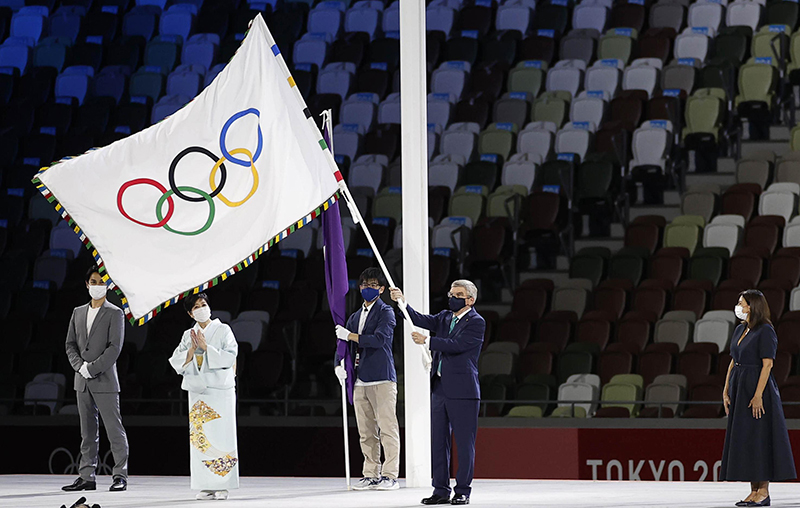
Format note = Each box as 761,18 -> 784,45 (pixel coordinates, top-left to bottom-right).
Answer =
747,496 -> 770,507
736,501 -> 750,507
451,494 -> 470,505
62,478 -> 96,491
421,494 -> 451,505
109,476 -> 127,491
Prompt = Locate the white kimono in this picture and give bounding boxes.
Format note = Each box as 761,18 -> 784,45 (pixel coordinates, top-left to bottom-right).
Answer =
169,319 -> 239,491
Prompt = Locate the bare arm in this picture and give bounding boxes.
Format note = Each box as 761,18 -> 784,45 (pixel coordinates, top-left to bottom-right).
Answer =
723,359 -> 733,415
749,358 -> 774,419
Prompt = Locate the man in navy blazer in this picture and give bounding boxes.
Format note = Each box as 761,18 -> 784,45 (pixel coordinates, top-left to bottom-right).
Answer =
391,280 -> 485,506
334,268 -> 400,491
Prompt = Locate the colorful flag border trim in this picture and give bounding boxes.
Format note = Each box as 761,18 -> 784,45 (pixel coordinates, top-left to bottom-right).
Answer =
28,15 -> 345,326
32,165 -> 339,326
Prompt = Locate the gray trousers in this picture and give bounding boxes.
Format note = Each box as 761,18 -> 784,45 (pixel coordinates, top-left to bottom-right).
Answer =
77,389 -> 129,480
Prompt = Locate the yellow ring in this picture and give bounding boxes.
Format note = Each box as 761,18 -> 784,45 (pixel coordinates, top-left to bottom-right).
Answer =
209,147 -> 259,207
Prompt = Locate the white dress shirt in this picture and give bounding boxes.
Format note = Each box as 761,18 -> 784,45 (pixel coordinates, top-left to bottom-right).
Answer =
355,300 -> 391,387
86,305 -> 101,335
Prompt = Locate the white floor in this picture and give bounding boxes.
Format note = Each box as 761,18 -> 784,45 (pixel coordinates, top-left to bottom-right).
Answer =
1,475 -> 800,508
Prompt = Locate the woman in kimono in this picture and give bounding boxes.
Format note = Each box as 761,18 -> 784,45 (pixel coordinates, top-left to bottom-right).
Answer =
169,293 -> 239,500
721,290 -> 796,507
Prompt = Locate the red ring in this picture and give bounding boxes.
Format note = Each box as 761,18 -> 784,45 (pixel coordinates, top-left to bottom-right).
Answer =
117,178 -> 175,228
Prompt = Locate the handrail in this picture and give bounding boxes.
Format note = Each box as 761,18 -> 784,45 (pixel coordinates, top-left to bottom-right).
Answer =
8,397 -> 800,418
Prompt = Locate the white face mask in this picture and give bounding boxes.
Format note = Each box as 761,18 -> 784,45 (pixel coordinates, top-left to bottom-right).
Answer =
735,305 -> 748,321
88,284 -> 107,301
193,306 -> 212,323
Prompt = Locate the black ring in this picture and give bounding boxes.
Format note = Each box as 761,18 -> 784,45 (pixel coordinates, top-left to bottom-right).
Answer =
168,146 -> 227,202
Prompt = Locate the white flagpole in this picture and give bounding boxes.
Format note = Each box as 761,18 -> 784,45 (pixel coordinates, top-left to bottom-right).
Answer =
339,359 -> 351,490
260,21 -> 433,368
324,110 -> 351,491
319,112 -> 433,367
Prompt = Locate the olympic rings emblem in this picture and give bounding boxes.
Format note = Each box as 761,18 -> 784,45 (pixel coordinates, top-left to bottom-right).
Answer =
117,108 -> 262,236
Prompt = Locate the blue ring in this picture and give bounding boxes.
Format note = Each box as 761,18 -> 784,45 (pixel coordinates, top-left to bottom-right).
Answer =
220,108 -> 263,167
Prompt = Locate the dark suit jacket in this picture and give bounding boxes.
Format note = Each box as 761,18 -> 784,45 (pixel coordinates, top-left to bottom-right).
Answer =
65,301 -> 125,393
406,305 -> 485,400
335,298 -> 397,383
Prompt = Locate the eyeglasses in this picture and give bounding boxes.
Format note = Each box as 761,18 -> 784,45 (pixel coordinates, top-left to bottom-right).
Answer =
359,283 -> 382,289
447,292 -> 469,299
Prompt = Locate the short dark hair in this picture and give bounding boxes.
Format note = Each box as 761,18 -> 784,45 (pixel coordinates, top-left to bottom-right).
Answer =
358,267 -> 386,287
85,264 -> 100,282
184,292 -> 210,313
739,289 -> 772,329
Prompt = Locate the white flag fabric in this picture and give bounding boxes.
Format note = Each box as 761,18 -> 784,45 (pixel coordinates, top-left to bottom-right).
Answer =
33,14 -> 340,324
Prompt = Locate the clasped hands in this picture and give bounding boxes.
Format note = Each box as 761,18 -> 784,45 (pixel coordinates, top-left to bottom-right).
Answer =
189,328 -> 207,354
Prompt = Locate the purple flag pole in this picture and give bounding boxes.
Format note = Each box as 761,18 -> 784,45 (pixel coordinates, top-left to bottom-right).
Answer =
320,110 -> 352,490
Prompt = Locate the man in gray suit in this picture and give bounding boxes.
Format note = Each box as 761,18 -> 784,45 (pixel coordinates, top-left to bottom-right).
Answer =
62,265 -> 129,492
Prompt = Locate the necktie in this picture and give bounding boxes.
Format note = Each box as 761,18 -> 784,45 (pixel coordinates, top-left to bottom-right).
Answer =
439,315 -> 459,376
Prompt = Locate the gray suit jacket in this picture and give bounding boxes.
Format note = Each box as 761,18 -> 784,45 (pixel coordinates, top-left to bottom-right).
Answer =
65,300 -> 126,393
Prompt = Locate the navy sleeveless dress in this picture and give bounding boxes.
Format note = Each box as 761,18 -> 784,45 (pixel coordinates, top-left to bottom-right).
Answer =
720,323 -> 796,482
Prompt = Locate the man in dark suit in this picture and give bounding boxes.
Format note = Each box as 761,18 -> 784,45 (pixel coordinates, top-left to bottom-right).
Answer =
390,280 -> 485,506
62,265 -> 129,492
334,268 -> 400,491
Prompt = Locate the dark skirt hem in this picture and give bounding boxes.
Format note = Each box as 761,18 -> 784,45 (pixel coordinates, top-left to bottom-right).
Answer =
721,476 -> 797,482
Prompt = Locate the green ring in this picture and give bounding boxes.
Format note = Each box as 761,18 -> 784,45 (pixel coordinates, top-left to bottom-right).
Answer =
156,186 -> 215,236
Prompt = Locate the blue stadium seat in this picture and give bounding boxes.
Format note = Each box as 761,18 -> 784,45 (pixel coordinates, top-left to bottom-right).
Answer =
333,122 -> 363,163
431,60 -> 471,100
345,5 -> 381,40
34,253 -> 68,289
0,39 -> 32,74
293,32 -> 329,70
0,0 -> 25,11
136,0 -> 167,11
48,11 -> 82,44
427,92 -> 455,130
11,8 -> 48,42
129,66 -> 165,101
49,221 -> 82,258
382,1 -> 398,35
151,93 -> 189,123
55,66 -> 93,105
307,5 -> 343,40
144,34 -> 182,74
159,6 -> 195,41
33,37 -> 68,71
204,62 -> 225,87
426,4 -> 456,37
181,33 -> 219,74
93,66 -> 128,103
122,6 -> 159,40
377,92 -> 400,124
340,92 -> 378,132
166,66 -> 201,96
317,61 -> 355,100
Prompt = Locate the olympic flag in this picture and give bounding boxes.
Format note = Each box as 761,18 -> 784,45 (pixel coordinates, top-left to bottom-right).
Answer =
32,14 -> 340,324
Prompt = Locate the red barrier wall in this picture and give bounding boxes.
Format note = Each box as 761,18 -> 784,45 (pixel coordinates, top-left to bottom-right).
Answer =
473,428 -> 800,481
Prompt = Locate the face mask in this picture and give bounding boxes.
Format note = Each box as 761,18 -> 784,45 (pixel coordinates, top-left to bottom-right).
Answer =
735,305 -> 748,321
361,287 -> 380,302
449,296 -> 467,311
193,306 -> 212,323
88,284 -> 107,300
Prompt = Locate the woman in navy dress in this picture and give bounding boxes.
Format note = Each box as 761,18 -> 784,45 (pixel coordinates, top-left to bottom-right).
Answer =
721,290 -> 796,507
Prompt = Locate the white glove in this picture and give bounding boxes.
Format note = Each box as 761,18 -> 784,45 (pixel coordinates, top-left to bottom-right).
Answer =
334,365 -> 347,385
335,325 -> 352,341
79,362 -> 92,379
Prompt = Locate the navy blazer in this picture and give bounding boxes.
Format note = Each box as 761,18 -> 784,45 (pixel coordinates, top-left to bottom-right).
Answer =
406,305 -> 485,400
336,298 -> 398,383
